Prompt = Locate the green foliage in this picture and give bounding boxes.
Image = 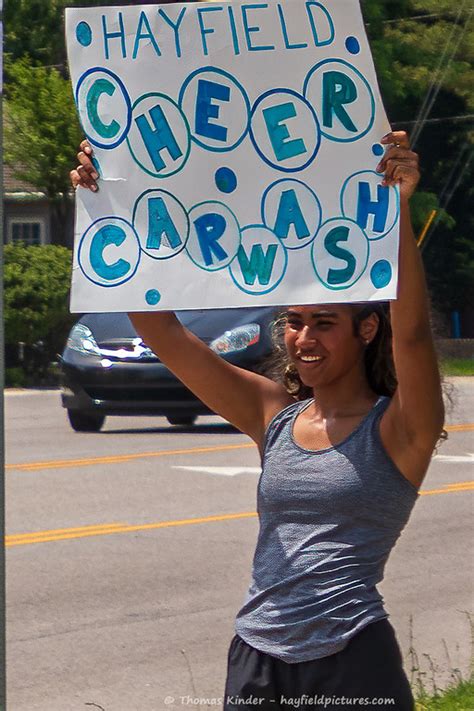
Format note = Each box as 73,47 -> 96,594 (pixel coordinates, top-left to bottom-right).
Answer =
361,1 -> 474,318
4,245 -> 74,356
5,368 -> 28,389
4,0 -> 65,66
3,0 -> 120,66
4,56 -> 83,201
440,359 -> 474,376
367,9 -> 474,113
415,678 -> 474,709
410,192 -> 455,234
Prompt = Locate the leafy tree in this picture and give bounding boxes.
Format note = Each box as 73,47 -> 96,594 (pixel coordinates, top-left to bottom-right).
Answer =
4,245 -> 74,357
4,57 -> 83,246
3,0 -> 185,66
4,0 -> 64,66
361,0 -> 474,328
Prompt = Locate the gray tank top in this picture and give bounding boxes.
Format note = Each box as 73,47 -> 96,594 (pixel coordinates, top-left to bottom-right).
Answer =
235,396 -> 419,663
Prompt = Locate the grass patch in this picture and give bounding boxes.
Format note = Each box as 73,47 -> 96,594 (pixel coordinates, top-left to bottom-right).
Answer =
441,358 -> 474,376
415,678 -> 474,710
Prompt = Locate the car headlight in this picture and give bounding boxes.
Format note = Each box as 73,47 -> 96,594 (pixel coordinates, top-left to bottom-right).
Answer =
210,324 -> 260,355
66,324 -> 101,357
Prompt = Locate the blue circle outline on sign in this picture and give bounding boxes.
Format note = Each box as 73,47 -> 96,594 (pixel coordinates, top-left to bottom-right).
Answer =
303,59 -> 376,143
126,92 -> 191,178
178,66 -> 251,153
132,188 -> 190,260
340,170 -> 400,240
260,178 -> 322,250
75,67 -> 132,150
78,216 -> 141,287
249,88 -> 321,173
311,216 -> 369,291
229,224 -> 288,295
185,200 -> 242,272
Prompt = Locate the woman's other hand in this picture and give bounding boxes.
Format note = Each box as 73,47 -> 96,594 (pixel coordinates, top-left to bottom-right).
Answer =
377,131 -> 420,201
70,140 -> 99,192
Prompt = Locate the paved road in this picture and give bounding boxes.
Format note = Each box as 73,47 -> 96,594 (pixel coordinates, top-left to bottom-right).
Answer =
5,379 -> 474,711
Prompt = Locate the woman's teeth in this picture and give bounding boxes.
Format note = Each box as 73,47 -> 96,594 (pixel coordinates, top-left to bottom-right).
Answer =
299,355 -> 323,362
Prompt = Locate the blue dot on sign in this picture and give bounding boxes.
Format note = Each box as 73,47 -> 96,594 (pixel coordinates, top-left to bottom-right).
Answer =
215,167 -> 237,194
372,144 -> 384,157
345,36 -> 360,55
146,289 -> 161,306
76,22 -> 92,47
371,260 -> 392,289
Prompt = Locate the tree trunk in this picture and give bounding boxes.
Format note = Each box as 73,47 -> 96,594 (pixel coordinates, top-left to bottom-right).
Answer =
50,195 -> 75,248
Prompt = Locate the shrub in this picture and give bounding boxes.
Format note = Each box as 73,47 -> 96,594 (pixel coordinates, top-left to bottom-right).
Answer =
5,367 -> 27,388
4,244 -> 74,367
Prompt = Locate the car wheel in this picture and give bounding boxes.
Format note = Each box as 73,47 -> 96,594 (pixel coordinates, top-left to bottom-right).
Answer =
166,415 -> 197,427
67,410 -> 106,432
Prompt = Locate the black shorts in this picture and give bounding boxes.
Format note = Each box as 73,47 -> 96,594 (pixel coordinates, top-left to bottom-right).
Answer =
223,619 -> 414,710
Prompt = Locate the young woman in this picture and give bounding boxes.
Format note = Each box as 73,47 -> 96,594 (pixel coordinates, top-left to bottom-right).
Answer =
71,131 -> 444,709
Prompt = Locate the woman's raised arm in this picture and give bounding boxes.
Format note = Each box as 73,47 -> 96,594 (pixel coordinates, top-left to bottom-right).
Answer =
71,139 -> 291,447
129,312 -> 292,447
378,131 -> 444,487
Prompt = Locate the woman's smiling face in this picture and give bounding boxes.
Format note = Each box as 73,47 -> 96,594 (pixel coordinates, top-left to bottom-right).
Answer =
283,305 -> 367,388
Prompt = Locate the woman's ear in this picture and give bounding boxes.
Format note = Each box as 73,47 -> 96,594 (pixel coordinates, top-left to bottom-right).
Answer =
358,313 -> 380,345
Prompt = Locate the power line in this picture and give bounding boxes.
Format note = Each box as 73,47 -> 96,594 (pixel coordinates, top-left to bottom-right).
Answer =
411,2 -> 471,148
371,11 -> 474,25
393,115 -> 474,127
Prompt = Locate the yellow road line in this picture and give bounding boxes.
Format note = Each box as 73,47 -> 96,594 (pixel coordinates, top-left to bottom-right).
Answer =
433,481 -> 474,490
6,522 -> 126,542
419,482 -> 474,496
6,512 -> 257,547
6,483 -> 473,548
445,424 -> 474,432
6,442 -> 256,472
6,424 -> 473,473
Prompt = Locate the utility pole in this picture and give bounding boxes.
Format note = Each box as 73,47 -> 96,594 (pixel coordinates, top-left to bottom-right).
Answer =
0,0 -> 7,706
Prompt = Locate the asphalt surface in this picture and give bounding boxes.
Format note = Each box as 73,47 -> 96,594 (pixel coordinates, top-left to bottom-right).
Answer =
5,379 -> 474,711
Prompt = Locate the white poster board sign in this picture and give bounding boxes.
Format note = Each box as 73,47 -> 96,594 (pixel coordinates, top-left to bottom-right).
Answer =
66,0 -> 398,312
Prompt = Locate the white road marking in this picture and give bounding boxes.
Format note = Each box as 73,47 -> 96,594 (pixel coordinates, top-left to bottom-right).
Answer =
433,453 -> 474,464
173,466 -> 261,477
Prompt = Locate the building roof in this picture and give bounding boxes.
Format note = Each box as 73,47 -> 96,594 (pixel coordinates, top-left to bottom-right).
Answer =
3,165 -> 48,203
3,164 -> 39,193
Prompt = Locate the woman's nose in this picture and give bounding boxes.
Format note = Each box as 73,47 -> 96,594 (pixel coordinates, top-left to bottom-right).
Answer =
296,325 -> 317,346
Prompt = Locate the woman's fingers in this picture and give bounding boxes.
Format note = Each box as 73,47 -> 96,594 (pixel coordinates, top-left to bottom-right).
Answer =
70,166 -> 98,191
70,169 -> 81,189
376,131 -> 420,195
382,165 -> 420,193
78,151 -> 99,180
376,147 -> 418,171
80,139 -> 93,156
71,139 -> 99,191
381,130 -> 410,149
382,157 -> 419,182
